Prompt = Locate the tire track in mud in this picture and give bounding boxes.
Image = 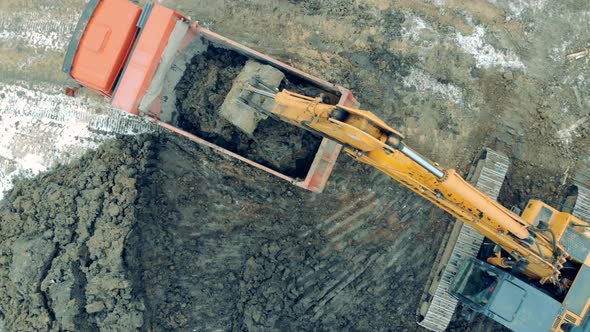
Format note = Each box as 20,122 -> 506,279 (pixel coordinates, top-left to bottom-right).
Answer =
117,136 -> 443,331
0,2 -> 82,84
296,174 -> 435,327
0,11 -> 79,51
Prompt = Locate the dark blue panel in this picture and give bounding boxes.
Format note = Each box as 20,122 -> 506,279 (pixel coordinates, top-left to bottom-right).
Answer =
564,264 -> 590,316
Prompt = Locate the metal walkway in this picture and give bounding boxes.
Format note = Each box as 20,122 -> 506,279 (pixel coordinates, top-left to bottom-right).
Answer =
417,149 -> 510,332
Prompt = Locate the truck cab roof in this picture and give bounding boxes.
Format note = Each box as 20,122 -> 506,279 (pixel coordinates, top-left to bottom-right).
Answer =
63,0 -> 142,96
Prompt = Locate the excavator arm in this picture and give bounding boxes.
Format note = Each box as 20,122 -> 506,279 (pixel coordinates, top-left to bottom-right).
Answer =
248,87 -> 570,285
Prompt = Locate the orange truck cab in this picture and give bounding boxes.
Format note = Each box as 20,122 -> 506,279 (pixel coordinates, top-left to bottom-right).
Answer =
63,0 -> 360,192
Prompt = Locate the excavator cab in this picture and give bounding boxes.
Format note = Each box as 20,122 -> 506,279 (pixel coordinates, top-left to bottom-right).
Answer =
451,259 -> 499,309
451,258 -> 563,332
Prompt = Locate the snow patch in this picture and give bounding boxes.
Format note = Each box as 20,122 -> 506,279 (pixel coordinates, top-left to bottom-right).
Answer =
0,83 -> 156,200
550,41 -> 571,63
401,16 -> 432,40
0,12 -> 77,51
402,69 -> 464,105
455,26 -> 525,69
557,118 -> 587,145
499,0 -> 547,18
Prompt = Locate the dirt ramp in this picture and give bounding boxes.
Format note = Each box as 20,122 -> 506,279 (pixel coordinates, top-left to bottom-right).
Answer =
0,137 -> 151,331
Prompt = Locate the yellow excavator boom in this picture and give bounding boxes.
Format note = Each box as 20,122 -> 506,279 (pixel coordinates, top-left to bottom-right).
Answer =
252,88 -> 587,285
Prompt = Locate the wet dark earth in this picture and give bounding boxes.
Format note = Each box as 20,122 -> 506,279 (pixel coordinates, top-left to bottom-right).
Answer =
175,46 -> 322,179
0,133 -> 455,331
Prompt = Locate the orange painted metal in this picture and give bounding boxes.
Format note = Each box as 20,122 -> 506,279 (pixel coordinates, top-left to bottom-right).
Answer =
264,89 -> 570,283
135,22 -> 358,192
111,5 -> 181,114
70,0 -> 141,95
199,27 -> 351,98
194,26 -> 359,192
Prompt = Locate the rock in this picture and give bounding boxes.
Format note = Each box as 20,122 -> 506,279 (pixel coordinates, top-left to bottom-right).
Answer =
9,237 -> 55,294
252,307 -> 262,323
108,204 -> 121,217
268,242 -> 281,257
86,301 -> 106,313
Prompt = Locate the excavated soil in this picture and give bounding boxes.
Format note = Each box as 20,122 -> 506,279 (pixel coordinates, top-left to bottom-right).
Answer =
0,138 -> 151,331
2,1 -> 590,331
0,134 -> 451,331
175,46 -> 322,179
128,134 -> 450,331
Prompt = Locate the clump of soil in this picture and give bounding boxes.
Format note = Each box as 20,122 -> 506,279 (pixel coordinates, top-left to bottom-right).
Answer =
0,137 -> 151,331
175,46 -> 322,178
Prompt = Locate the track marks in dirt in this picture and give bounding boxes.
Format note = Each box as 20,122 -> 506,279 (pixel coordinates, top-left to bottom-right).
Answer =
0,12 -> 78,51
0,83 -> 156,199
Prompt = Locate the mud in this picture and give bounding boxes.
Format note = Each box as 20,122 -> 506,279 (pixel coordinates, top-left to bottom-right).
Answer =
175,46 -> 322,178
0,138 -> 150,331
122,134 -> 450,331
0,133 -> 452,331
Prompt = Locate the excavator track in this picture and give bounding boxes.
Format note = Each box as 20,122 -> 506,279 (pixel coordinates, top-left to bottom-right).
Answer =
573,186 -> 590,222
417,149 -> 510,332
573,162 -> 590,223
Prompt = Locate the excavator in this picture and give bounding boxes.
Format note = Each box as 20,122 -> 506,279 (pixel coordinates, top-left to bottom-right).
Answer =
241,87 -> 590,332
63,0 -> 589,331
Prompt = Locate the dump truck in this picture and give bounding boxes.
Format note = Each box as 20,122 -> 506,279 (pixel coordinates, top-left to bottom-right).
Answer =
63,0 -> 360,193
63,1 -> 590,331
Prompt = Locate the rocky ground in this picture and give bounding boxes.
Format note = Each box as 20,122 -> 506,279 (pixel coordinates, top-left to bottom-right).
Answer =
1,0 -> 590,331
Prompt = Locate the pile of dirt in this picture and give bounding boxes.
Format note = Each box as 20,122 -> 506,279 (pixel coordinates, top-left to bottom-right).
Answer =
0,138 -> 151,331
175,46 -> 322,178
0,132 -> 483,331
123,134 -> 451,331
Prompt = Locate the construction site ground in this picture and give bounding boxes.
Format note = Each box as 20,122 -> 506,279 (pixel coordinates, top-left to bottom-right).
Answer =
1,0 -> 589,331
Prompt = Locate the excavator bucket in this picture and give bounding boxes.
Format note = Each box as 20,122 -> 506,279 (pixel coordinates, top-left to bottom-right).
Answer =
63,0 -> 360,193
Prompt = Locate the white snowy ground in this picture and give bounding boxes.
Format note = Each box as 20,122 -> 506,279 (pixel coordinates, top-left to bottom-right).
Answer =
0,83 -> 155,200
